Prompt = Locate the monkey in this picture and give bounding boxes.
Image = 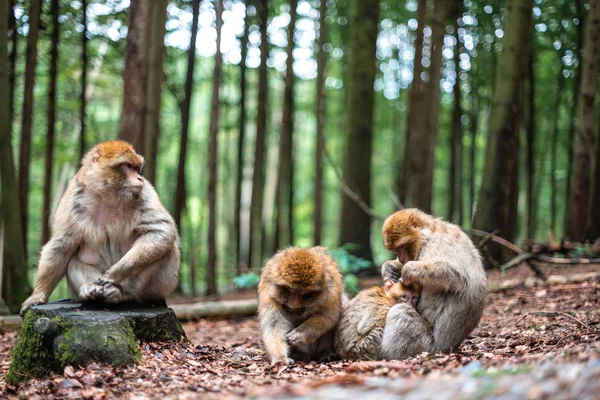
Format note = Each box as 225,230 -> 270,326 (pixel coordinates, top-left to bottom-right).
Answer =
334,273 -> 421,361
257,246 -> 344,367
379,208 -> 487,360
20,141 -> 180,316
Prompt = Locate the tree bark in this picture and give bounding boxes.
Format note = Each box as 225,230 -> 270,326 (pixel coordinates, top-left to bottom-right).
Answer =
41,0 -> 60,247
275,0 -> 297,249
525,23 -> 535,241
313,0 -> 327,246
402,0 -> 447,212
8,0 -> 17,129
235,2 -> 249,273
550,61 -> 565,236
564,0 -> 584,233
398,0 -> 426,203
449,10 -> 463,224
79,0 -> 88,159
249,0 -> 269,269
469,79 -> 478,224
144,0 -> 168,184
18,0 -> 42,257
118,0 -> 151,153
566,0 -> 600,242
206,0 -> 224,296
174,0 -> 200,234
0,0 -> 31,313
590,121 -> 600,240
338,0 -> 380,260
473,0 -> 533,251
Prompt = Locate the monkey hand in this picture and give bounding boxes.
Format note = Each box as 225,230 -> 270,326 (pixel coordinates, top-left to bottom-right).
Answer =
400,261 -> 419,287
285,328 -> 311,347
20,292 -> 48,317
271,356 -> 295,373
94,277 -> 124,303
79,282 -> 104,300
382,260 -> 401,282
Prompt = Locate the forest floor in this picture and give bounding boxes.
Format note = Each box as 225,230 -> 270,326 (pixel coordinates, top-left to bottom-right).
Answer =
1,263 -> 599,399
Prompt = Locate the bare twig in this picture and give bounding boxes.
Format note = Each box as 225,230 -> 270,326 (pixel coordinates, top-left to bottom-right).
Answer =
500,253 -> 534,271
386,185 -> 404,210
478,229 -> 500,248
321,136 -> 386,221
512,310 -> 591,330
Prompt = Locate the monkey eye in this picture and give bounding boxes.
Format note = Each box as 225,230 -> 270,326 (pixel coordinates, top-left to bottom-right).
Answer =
303,290 -> 319,300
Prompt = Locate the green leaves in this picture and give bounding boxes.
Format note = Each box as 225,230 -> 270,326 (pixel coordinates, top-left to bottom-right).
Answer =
233,272 -> 261,289
330,244 -> 373,296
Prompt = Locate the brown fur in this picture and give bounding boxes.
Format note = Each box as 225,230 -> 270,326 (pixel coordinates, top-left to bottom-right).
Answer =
20,141 -> 180,316
258,247 -> 344,366
380,208 -> 487,359
335,281 -> 420,361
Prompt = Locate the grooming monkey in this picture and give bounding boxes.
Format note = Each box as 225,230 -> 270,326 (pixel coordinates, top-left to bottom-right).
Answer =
379,208 -> 487,359
258,247 -> 344,367
20,141 -> 180,316
335,273 -> 421,360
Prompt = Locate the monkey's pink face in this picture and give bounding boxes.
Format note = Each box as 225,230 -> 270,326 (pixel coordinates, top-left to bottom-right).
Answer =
119,163 -> 144,198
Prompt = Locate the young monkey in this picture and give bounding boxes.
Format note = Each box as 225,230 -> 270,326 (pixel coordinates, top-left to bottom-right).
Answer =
335,269 -> 421,361
258,247 -> 344,368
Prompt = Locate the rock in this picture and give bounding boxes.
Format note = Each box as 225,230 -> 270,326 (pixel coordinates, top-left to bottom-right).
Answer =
7,299 -> 186,384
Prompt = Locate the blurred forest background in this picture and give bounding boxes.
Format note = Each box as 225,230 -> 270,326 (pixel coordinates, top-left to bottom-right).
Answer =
1,0 -> 600,313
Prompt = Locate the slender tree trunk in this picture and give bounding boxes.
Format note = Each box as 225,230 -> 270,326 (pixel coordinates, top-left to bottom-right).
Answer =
589,120 -> 600,240
174,0 -> 200,233
41,0 -> 60,247
402,0 -> 447,212
469,80 -> 478,224
525,17 -> 535,241
249,0 -> 269,269
338,0 -> 380,260
565,0 -> 584,233
566,0 -> 600,242
235,2 -> 249,273
1,0 -> 31,313
449,11 -> 463,224
398,0 -> 426,203
550,62 -> 565,235
206,0 -> 223,296
313,0 -> 327,246
119,0 -> 151,153
275,0 -> 297,248
18,0 -> 42,257
79,0 -> 88,159
8,0 -> 17,128
144,0 -> 168,184
473,0 -> 532,250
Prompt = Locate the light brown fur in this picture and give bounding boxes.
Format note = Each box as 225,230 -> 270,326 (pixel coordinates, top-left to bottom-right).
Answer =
258,247 -> 344,366
20,141 -> 180,315
335,280 -> 420,360
380,208 -> 487,359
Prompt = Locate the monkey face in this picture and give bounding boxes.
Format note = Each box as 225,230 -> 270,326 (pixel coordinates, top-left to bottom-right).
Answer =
117,162 -> 144,199
385,280 -> 421,308
275,284 -> 322,315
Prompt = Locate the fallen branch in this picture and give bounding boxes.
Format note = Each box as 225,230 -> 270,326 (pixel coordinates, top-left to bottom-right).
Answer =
512,310 -> 591,330
488,271 -> 600,292
171,299 -> 258,321
500,253 -> 534,271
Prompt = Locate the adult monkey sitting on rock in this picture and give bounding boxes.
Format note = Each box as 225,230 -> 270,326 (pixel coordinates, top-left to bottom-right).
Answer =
20,141 -> 180,316
379,208 -> 487,359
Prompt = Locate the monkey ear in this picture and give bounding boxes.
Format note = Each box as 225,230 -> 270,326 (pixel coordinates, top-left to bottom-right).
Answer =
408,213 -> 423,229
384,280 -> 394,295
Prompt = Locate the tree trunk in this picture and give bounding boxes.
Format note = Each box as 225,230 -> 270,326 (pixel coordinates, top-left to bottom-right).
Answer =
449,11 -> 462,224
469,79 -> 478,224
144,0 -> 168,184
41,0 -> 60,247
589,120 -> 600,240
398,0 -> 426,203
0,0 -> 31,313
402,0 -> 447,212
473,0 -> 532,250
18,0 -> 42,257
313,0 -> 327,246
565,0 -> 584,233
119,0 -> 151,153
249,0 -> 269,269
235,2 -> 249,274
275,0 -> 297,249
174,0 -> 200,234
338,0 -> 380,260
566,0 -> 600,242
525,27 -> 535,241
550,61 -> 565,236
79,0 -> 88,159
206,0 -> 224,296
8,0 -> 17,128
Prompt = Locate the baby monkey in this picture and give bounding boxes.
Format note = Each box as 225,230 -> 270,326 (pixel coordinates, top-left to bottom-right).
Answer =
335,268 -> 421,361
258,247 -> 344,368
